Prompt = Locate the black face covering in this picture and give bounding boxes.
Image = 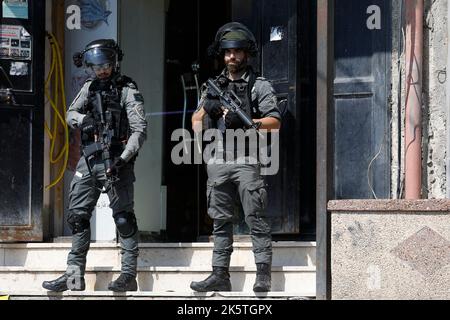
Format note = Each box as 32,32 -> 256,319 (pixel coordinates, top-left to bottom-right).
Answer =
90,78 -> 112,92
90,71 -> 121,92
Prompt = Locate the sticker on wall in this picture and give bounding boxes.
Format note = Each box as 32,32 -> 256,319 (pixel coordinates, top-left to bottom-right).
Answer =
270,26 -> 285,42
0,25 -> 31,60
78,0 -> 112,29
2,0 -> 29,20
10,62 -> 28,76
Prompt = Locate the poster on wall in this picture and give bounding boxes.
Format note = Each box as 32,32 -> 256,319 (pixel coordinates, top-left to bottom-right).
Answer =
65,0 -> 117,104
2,0 -> 29,19
79,0 -> 112,29
0,25 -> 31,60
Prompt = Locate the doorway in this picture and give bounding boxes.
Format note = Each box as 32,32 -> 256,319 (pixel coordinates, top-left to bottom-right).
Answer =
164,0 -> 317,241
163,0 -> 232,241
0,1 -> 45,242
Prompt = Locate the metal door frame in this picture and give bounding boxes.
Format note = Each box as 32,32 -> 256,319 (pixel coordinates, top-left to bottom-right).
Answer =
316,0 -> 334,300
0,0 -> 45,242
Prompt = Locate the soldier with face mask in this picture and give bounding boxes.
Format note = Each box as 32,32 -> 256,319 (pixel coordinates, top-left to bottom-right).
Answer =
42,39 -> 147,292
191,22 -> 281,292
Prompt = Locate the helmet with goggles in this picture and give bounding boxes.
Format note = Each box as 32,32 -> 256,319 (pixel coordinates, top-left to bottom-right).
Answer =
73,39 -> 123,75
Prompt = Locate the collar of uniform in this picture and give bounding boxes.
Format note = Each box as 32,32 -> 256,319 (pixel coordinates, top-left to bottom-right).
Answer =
221,67 -> 251,83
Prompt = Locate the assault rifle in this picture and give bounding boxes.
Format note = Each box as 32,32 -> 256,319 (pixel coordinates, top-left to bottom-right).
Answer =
82,91 -> 118,193
206,78 -> 261,131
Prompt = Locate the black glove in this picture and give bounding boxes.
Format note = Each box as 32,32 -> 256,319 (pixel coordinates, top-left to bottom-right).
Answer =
224,111 -> 245,129
80,114 -> 96,134
107,157 -> 126,176
203,90 -> 223,120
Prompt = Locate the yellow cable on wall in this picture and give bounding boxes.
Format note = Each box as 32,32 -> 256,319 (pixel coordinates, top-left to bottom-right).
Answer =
44,32 -> 70,190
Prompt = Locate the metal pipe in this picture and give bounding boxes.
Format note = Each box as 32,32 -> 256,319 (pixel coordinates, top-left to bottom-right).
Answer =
397,0 -> 405,198
404,0 -> 423,199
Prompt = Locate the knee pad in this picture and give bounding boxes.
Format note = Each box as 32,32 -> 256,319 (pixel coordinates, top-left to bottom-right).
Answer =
114,211 -> 138,238
67,214 -> 90,235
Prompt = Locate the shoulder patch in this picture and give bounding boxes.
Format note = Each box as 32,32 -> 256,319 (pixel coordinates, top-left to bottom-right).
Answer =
127,82 -> 137,90
254,77 -> 271,89
83,78 -> 93,88
133,104 -> 146,121
133,93 -> 144,103
272,95 -> 279,106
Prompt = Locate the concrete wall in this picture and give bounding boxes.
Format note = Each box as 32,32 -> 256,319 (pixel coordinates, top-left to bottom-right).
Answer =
390,0 -> 405,199
390,0 -> 448,199
330,200 -> 450,299
119,0 -> 166,233
422,0 -> 447,198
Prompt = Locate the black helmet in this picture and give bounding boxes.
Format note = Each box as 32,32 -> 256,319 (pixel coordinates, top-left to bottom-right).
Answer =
73,39 -> 123,70
208,22 -> 258,57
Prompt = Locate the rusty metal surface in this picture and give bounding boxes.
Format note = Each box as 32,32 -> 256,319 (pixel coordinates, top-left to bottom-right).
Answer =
404,0 -> 424,199
0,213 -> 42,242
0,226 -> 42,242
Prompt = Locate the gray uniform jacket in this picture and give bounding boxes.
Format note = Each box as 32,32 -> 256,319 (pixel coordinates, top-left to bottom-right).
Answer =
67,79 -> 148,162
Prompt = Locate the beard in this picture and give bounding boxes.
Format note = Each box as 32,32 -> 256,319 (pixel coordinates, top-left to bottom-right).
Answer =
226,58 -> 247,74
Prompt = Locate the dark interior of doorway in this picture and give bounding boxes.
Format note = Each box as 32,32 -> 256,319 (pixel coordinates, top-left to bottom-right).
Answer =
163,0 -> 316,242
163,0 -> 231,241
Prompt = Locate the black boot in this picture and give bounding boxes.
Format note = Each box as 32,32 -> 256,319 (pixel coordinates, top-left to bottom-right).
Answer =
108,273 -> 138,292
190,266 -> 232,292
253,263 -> 271,292
42,274 -> 86,292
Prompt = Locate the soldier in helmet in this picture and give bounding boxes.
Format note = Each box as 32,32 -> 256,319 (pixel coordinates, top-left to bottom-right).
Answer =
190,22 -> 281,292
42,39 -> 147,292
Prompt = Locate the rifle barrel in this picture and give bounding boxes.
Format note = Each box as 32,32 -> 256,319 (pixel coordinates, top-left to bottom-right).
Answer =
206,78 -> 259,130
95,92 -> 105,124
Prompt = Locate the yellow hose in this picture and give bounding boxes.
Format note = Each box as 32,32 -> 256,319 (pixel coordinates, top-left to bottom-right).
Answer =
44,32 -> 70,190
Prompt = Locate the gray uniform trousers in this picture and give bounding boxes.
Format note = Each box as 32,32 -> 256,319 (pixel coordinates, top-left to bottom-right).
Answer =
206,161 -> 272,268
66,157 -> 139,277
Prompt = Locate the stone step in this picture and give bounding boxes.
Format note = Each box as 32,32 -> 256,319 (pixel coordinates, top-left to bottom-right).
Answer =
0,266 -> 316,294
0,242 -> 316,268
1,291 -> 315,300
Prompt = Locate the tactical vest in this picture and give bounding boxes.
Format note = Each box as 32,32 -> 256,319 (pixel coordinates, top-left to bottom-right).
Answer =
210,68 -> 260,131
81,75 -> 133,157
207,69 -> 261,158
